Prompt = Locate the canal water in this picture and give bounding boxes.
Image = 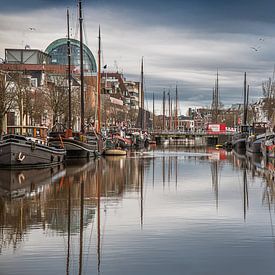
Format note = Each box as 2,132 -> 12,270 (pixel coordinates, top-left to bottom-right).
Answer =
0,147 -> 275,275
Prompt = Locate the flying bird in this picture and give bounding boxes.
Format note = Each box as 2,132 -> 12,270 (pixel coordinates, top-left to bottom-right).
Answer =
29,27 -> 36,31
250,46 -> 260,52
259,38 -> 264,42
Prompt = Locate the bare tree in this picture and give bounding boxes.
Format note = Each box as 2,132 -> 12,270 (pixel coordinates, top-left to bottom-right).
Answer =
262,77 -> 275,123
43,74 -> 68,125
0,71 -> 15,134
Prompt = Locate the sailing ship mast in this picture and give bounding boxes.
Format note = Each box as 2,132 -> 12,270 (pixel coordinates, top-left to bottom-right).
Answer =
140,57 -> 144,130
175,85 -> 178,130
242,72 -> 250,129
67,9 -> 72,132
97,26 -> 101,133
79,0 -> 85,133
168,91 -> 171,130
212,69 -> 219,123
162,90 -> 165,130
152,93 -> 155,131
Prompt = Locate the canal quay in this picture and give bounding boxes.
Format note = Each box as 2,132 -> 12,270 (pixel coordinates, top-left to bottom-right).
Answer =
1,146 -> 275,275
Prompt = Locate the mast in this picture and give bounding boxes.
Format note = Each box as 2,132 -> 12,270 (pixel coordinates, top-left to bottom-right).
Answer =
79,0 -> 85,133
97,26 -> 101,133
140,57 -> 144,130
152,93 -> 155,131
162,90 -> 165,130
212,69 -> 219,123
67,9 -> 72,131
168,91 -> 171,130
175,85 -> 178,130
247,84 -> 249,124
170,98 -> 173,130
216,69 -> 219,116
243,72 -> 247,126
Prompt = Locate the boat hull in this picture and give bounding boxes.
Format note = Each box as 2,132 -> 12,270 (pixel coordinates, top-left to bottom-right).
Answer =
232,138 -> 246,151
246,138 -> 263,154
49,138 -> 96,159
0,142 -> 65,169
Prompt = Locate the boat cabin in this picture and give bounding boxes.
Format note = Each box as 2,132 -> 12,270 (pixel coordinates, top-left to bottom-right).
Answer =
7,126 -> 48,139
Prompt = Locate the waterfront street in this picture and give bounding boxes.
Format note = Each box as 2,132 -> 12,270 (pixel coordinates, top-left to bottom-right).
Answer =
1,147 -> 275,275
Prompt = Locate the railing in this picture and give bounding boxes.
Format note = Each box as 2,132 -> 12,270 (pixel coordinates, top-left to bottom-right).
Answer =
150,130 -> 235,136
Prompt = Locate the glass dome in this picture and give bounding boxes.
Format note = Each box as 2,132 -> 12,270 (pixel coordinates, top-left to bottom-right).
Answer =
45,38 -> 97,75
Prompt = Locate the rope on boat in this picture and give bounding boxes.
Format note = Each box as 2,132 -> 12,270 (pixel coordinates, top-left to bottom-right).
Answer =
59,134 -> 65,149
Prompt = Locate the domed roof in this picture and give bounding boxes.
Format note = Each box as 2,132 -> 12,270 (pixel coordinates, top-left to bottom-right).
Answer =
45,38 -> 97,74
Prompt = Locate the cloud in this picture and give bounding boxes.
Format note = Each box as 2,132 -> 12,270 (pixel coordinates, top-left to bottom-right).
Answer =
1,2 -> 275,114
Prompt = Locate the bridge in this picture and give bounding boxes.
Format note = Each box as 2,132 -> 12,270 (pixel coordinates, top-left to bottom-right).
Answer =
149,130 -> 234,145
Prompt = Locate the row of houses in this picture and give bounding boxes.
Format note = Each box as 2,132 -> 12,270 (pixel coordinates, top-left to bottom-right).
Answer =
0,44 -> 142,133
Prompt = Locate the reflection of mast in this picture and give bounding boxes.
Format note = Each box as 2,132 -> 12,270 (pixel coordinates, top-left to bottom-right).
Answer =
243,167 -> 249,221
175,157 -> 178,190
78,178 -> 84,275
211,161 -> 219,210
162,156 -> 165,189
152,154 -> 155,188
168,156 -> 171,187
140,159 -> 144,228
97,162 -> 101,273
265,184 -> 275,251
66,178 -> 71,275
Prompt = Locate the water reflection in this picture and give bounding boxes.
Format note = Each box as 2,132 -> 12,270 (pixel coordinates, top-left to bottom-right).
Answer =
1,148 -> 275,274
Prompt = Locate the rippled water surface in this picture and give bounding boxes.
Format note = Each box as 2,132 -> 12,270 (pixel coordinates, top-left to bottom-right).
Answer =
1,148 -> 275,275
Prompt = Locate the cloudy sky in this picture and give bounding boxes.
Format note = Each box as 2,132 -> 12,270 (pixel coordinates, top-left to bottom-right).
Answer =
1,0 -> 275,114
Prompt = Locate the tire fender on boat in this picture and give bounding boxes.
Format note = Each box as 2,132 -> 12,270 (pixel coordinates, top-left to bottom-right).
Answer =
31,141 -> 36,150
17,152 -> 26,162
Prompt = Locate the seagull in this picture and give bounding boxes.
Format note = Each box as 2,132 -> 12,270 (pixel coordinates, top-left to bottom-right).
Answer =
250,46 -> 260,52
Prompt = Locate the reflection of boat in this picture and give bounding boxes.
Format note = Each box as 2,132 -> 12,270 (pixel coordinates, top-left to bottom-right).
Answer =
232,130 -> 248,151
0,133 -> 65,168
104,148 -> 127,156
261,134 -> 275,159
0,165 -> 64,198
246,134 -> 265,154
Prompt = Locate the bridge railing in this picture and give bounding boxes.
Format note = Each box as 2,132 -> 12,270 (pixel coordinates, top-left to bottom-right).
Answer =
150,130 -> 235,136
